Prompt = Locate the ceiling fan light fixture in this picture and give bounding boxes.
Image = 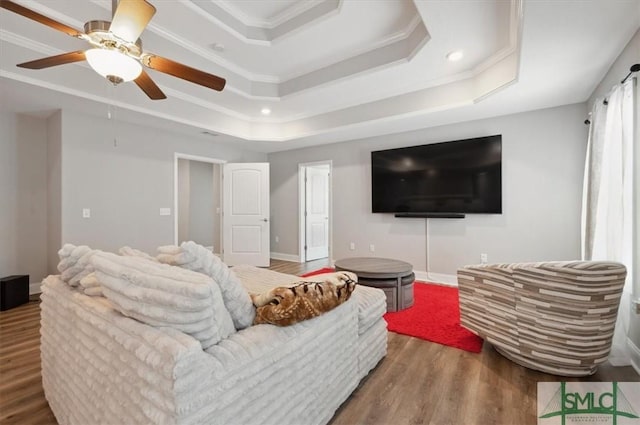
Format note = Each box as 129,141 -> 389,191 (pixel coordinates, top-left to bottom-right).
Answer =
85,48 -> 142,83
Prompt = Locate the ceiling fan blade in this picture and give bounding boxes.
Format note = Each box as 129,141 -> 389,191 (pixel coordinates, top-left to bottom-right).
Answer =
134,70 -> 166,100
0,0 -> 83,37
17,51 -> 86,69
142,54 -> 226,92
109,0 -> 156,43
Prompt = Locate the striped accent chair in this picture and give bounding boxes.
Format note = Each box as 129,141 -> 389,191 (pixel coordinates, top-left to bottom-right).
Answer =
458,261 -> 627,376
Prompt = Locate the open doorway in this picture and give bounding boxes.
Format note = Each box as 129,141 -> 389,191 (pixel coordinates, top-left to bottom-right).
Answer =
298,161 -> 332,263
174,153 -> 225,254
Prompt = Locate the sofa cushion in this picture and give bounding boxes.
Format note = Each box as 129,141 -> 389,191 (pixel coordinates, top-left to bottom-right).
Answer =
57,244 -> 95,287
91,251 -> 235,349
119,246 -> 159,262
351,285 -> 387,335
79,272 -> 103,297
157,241 -> 256,330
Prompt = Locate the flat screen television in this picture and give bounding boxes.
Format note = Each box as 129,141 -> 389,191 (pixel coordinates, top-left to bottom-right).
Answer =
371,135 -> 502,215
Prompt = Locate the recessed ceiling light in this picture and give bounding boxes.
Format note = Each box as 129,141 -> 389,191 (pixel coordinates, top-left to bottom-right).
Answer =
261,108 -> 271,116
446,50 -> 464,62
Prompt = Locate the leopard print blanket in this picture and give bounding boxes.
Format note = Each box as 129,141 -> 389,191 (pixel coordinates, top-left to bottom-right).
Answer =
251,271 -> 357,326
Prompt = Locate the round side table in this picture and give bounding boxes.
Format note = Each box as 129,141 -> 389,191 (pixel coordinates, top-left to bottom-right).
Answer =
335,257 -> 414,312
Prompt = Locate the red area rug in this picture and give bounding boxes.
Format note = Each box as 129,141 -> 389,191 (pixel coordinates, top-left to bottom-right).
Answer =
384,282 -> 483,353
301,268 -> 335,277
301,268 -> 483,353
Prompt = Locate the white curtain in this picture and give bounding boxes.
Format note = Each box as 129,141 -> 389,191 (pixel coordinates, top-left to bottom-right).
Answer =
581,80 -> 635,366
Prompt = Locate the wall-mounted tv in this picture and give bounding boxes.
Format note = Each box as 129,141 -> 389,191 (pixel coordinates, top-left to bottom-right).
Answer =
371,135 -> 502,215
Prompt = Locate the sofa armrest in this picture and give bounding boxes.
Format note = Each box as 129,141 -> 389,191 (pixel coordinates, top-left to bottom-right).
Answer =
457,263 -> 517,348
40,276 -> 209,425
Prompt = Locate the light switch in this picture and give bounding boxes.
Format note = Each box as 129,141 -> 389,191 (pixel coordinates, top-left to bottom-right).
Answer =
159,208 -> 171,216
82,208 -> 91,218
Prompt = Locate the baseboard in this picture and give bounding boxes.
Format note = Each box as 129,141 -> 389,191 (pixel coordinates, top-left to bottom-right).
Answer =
29,281 -> 42,295
271,252 -> 301,263
628,337 -> 640,376
416,271 -> 457,286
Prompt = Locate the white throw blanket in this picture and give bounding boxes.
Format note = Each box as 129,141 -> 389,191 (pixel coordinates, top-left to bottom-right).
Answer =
57,244 -> 95,287
157,241 -> 256,330
92,251 -> 236,349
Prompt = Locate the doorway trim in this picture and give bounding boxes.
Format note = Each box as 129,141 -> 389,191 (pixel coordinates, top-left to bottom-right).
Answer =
298,160 -> 333,263
173,153 -> 226,246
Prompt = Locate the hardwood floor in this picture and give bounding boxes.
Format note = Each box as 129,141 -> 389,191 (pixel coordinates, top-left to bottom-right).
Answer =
0,297 -> 56,425
1,258 -> 638,425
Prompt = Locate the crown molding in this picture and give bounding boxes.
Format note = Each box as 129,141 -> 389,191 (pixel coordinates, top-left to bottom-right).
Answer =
278,22 -> 429,99
163,86 -> 253,121
141,10 -> 430,100
184,0 -> 341,44
19,0 -> 86,28
74,0 -> 434,100
278,14 -> 424,82
0,28 -> 60,56
215,0 -> 324,29
146,22 -> 279,84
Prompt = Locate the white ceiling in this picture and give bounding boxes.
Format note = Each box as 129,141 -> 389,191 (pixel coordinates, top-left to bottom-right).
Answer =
0,0 -> 638,153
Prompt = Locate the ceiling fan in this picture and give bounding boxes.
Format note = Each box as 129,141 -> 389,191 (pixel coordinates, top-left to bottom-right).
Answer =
0,0 -> 226,100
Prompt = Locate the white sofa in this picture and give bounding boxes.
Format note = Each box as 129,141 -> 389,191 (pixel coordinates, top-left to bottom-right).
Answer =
40,259 -> 387,425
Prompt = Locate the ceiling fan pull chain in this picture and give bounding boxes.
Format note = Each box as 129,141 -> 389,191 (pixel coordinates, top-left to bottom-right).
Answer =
106,82 -> 118,147
112,105 -> 118,148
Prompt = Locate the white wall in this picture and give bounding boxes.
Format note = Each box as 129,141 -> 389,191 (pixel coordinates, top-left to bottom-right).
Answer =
177,158 -> 190,244
47,111 -> 62,276
268,103 -> 587,278
1,113 -> 21,279
212,164 -> 222,254
588,28 -> 640,106
177,159 -> 222,251
0,112 -> 49,284
188,160 -> 214,248
0,108 -> 265,286
58,109 -> 266,255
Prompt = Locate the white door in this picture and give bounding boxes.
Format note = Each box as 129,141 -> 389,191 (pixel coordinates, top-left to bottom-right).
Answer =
305,165 -> 329,261
222,163 -> 270,266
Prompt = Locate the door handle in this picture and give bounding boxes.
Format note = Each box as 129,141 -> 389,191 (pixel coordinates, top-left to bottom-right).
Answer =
262,218 -> 269,222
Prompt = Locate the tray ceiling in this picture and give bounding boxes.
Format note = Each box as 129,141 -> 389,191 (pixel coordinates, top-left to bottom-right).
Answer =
0,0 -> 638,152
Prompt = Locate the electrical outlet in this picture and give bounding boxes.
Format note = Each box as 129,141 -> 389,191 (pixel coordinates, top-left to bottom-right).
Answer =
369,244 -> 375,252
82,208 -> 91,218
275,236 -> 279,243
159,208 -> 171,216
480,253 -> 488,264
349,242 -> 355,250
